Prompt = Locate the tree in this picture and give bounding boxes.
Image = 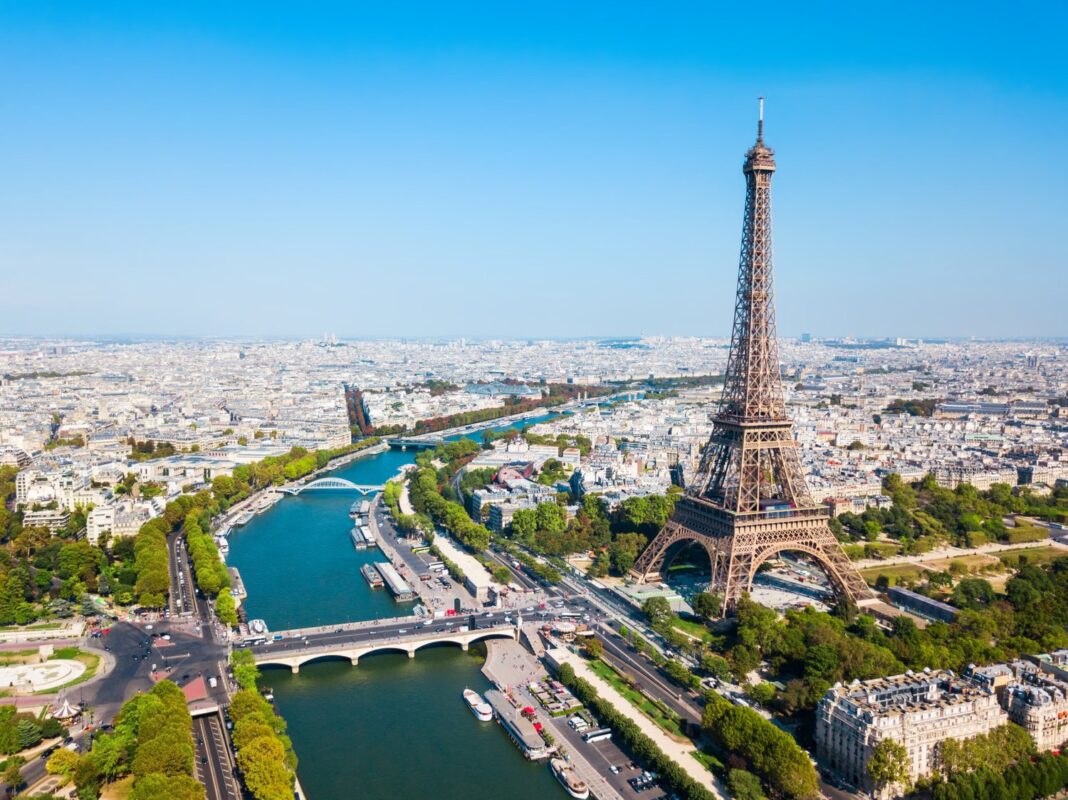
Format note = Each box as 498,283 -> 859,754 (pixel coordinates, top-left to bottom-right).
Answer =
867,738 -> 909,794
131,773 -> 206,800
728,768 -> 767,800
951,578 -> 995,610
16,717 -> 42,749
692,592 -> 722,620
642,596 -> 673,627
40,717 -> 65,739
2,755 -> 24,790
236,734 -> 292,800
583,637 -> 604,660
46,747 -> 80,782
215,591 -> 238,627
608,532 -> 647,574
131,727 -> 194,777
701,652 -> 731,680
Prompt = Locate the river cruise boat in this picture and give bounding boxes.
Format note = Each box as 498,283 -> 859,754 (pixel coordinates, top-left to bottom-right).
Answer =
361,563 -> 384,588
349,527 -> 368,549
463,689 -> 493,722
550,758 -> 590,799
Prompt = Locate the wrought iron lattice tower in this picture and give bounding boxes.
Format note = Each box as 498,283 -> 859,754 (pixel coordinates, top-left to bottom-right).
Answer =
631,100 -> 872,612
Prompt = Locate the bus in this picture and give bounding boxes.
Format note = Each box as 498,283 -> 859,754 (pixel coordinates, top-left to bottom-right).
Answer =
583,728 -> 612,743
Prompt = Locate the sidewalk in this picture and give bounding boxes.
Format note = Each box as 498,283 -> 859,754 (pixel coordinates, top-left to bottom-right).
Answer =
398,481 -> 415,516
550,648 -> 726,799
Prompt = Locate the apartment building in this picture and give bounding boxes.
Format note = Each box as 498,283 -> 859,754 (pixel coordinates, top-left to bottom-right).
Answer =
816,670 -> 1007,792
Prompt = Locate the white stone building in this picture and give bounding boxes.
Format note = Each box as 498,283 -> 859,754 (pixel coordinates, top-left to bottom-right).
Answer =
816,670 -> 1008,793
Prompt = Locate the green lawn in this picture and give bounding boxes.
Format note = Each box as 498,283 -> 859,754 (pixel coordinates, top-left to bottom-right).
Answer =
691,748 -> 725,774
844,541 -> 901,560
1002,524 -> 1050,544
0,649 -> 41,667
998,546 -> 1068,569
0,622 -> 64,632
34,648 -> 101,695
587,658 -> 687,739
860,563 -> 929,586
670,616 -> 713,643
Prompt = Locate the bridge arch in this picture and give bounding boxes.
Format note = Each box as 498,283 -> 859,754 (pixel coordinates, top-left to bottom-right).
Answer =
283,652 -> 355,670
410,630 -> 515,654
286,478 -> 382,495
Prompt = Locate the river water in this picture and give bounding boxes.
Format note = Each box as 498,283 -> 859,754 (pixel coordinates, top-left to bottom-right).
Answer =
227,413 -> 566,799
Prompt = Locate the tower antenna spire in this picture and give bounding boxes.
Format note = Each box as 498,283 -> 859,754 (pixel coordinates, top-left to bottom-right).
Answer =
757,96 -> 764,142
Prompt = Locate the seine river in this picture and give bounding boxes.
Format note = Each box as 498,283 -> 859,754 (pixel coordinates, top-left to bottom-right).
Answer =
227,414 -> 567,799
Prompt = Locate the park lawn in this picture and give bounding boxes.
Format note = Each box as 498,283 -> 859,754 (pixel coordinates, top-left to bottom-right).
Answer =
0,622 -> 64,632
34,648 -> 101,695
860,563 -> 928,586
0,649 -> 40,666
1002,524 -> 1050,544
670,616 -> 713,643
691,748 -> 725,774
861,553 -> 1002,586
845,541 -> 902,561
587,659 -> 688,740
998,546 -> 1068,569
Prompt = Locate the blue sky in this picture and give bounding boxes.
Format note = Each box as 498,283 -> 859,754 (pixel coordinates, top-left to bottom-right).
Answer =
2,2 -> 1065,339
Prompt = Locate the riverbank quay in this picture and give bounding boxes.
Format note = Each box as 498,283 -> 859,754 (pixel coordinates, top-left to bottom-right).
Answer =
215,441 -> 390,532
368,494 -> 485,615
483,638 -> 625,800
547,648 -> 725,799
408,405 -> 570,442
366,498 -> 441,609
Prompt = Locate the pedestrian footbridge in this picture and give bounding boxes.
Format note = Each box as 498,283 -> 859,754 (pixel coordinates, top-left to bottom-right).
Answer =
279,477 -> 383,495
250,624 -> 518,673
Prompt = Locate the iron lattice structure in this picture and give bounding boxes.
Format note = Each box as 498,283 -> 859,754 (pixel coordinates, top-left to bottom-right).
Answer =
631,103 -> 872,612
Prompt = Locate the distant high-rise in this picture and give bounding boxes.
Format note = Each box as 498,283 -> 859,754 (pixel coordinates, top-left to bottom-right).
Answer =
631,101 -> 871,612
800,332 -> 812,343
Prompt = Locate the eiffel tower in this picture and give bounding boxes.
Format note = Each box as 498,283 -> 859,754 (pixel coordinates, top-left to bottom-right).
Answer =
630,100 -> 872,613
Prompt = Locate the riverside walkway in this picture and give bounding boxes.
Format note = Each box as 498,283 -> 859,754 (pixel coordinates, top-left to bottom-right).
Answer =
548,648 -> 727,800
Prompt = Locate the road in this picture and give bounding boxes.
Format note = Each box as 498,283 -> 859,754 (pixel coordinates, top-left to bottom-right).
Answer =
194,712 -> 241,800
169,531 -> 199,617
246,615 -> 521,660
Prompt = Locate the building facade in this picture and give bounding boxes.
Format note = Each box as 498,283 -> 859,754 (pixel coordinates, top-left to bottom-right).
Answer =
816,670 -> 1007,792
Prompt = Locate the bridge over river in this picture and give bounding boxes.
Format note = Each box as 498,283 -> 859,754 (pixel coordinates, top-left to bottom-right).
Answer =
246,617 -> 518,673
278,477 -> 384,496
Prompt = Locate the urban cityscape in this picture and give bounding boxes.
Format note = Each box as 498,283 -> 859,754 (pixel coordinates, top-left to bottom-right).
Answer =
2,4 -> 1067,800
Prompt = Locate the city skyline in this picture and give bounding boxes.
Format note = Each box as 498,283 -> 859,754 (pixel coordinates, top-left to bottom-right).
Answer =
3,2 -> 1066,339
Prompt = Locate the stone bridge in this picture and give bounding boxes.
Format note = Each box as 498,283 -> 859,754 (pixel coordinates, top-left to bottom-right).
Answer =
251,624 -> 518,673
